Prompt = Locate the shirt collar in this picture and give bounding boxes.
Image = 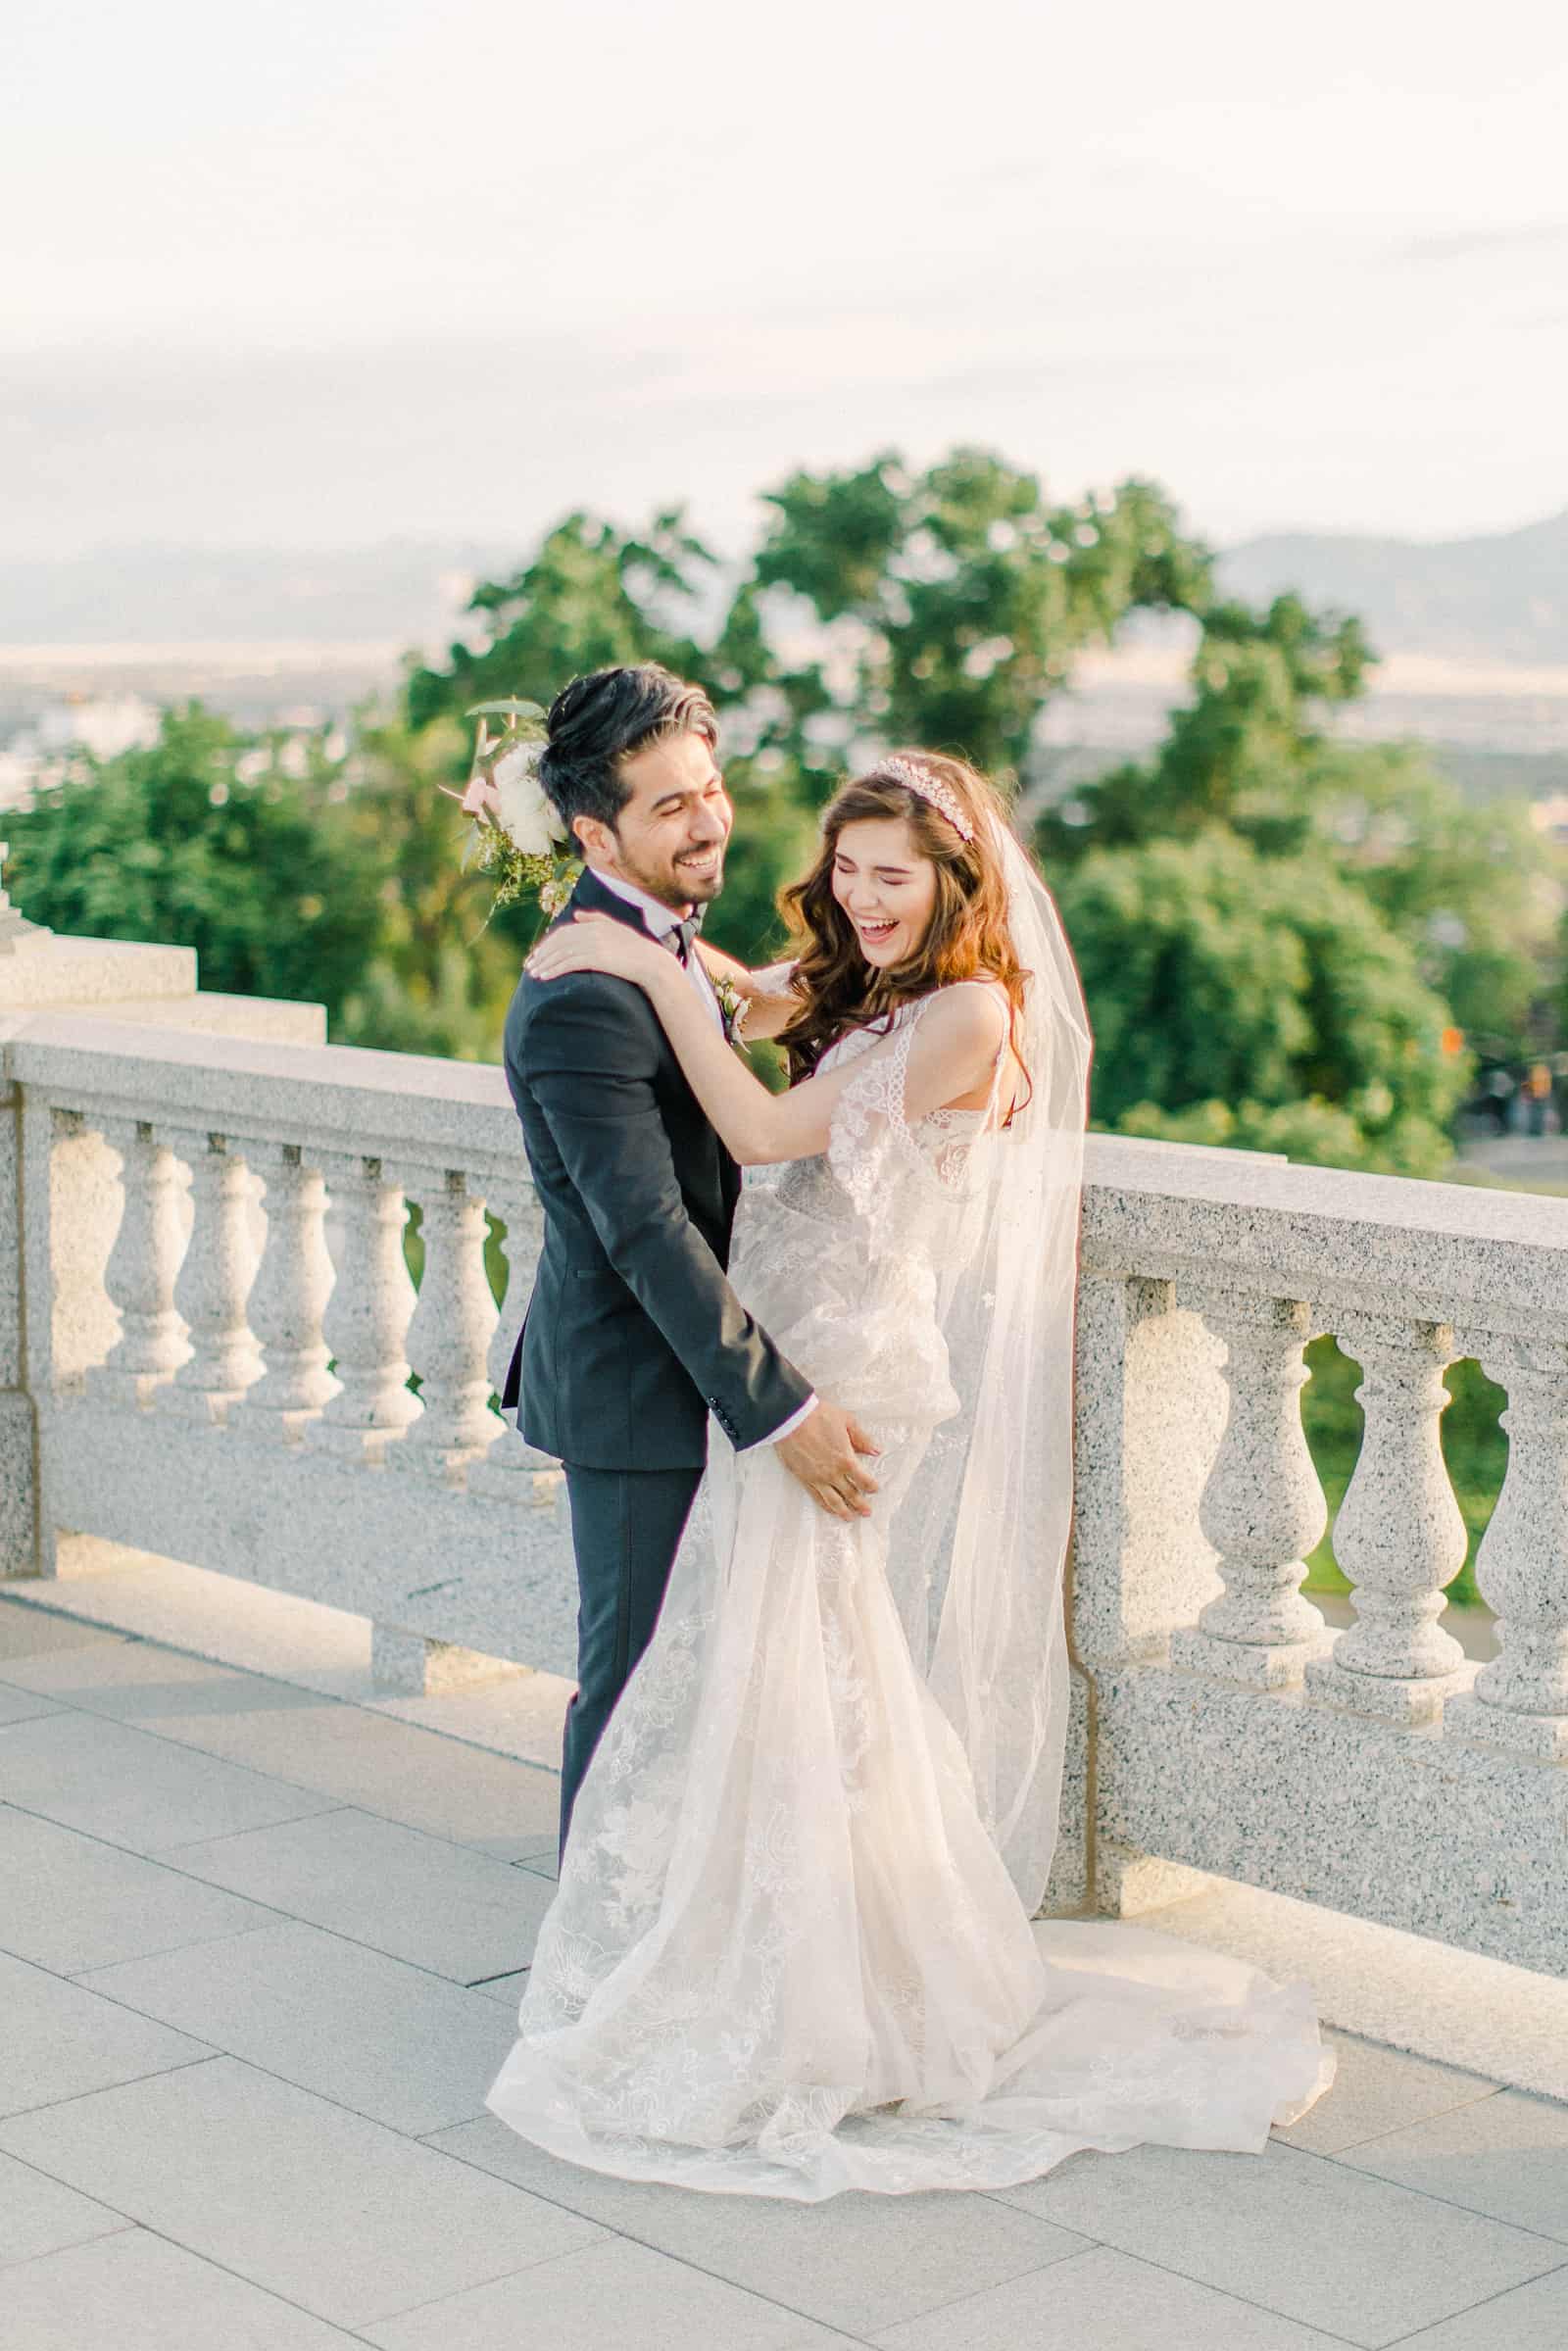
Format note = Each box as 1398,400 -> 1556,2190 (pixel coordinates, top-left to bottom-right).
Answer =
590,867 -> 691,938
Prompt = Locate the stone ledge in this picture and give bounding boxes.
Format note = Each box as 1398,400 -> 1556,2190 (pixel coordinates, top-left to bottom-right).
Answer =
33,1394 -> 578,1681
1096,1660 -> 1568,1978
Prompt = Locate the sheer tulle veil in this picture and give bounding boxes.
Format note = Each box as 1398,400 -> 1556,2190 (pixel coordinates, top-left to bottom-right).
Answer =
886,811 -> 1093,1912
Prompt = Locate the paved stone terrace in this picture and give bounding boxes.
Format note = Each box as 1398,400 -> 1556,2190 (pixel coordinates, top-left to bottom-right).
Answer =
4,1588 -> 1568,2351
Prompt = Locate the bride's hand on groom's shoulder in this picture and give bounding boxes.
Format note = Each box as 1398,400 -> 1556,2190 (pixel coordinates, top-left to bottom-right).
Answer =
525,914 -> 672,995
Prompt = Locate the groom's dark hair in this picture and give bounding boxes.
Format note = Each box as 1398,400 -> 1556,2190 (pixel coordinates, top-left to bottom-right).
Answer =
538,665 -> 718,838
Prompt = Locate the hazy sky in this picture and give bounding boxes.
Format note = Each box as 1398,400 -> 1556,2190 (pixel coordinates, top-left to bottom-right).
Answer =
7,0 -> 1567,563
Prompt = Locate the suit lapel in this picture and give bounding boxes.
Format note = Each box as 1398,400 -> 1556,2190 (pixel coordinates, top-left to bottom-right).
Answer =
568,870 -> 738,1190
564,865 -> 662,940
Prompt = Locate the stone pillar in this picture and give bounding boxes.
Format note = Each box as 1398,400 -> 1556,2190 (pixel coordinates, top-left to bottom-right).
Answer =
389,1168 -> 499,1481
1305,1313 -> 1469,1727
306,1153 -> 420,1464
1445,1337 -> 1568,1759
1170,1284 -> 1332,1690
91,1117 -> 191,1406
467,1175 -> 563,1504
154,1130 -> 264,1425
1056,1268 -> 1231,1917
229,1142 -> 338,1444
0,1068 -> 35,1575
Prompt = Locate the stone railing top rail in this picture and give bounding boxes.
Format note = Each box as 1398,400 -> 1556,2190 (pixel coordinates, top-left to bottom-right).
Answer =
8,1012 -> 1567,1327
1083,1133 -> 1568,1330
5,1011 -> 520,1172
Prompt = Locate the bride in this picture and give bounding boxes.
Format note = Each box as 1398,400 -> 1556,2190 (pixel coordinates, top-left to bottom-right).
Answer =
484,749 -> 1335,2199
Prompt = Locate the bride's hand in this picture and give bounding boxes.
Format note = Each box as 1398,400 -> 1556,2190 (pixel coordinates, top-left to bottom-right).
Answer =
524,913 -> 675,996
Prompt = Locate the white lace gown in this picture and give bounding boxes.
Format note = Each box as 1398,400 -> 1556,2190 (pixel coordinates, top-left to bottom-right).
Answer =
484,992 -> 1336,2198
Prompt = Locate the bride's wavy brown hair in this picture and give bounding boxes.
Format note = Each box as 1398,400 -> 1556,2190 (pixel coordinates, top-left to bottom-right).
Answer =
776,750 -> 1032,1112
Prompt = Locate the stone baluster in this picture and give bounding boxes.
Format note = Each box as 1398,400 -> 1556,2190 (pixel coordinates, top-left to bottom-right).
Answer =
91,1117 -> 191,1405
1304,1312 -> 1469,1726
467,1175 -> 563,1503
154,1130 -> 263,1424
1169,1283 -> 1331,1689
228,1143 -> 338,1445
388,1166 -> 499,1481
1445,1337 -> 1568,1759
306,1153 -> 421,1463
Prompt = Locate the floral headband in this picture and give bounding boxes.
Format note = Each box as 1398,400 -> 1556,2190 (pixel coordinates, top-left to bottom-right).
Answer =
872,757 -> 976,842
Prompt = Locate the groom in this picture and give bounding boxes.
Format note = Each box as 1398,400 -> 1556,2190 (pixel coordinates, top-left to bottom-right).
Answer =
499,664 -> 880,1856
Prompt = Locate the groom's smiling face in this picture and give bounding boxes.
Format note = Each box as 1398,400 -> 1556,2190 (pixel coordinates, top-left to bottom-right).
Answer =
576,728 -> 733,913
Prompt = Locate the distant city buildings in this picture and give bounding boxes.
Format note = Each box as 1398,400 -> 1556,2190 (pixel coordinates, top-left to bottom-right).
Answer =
0,694 -> 162,810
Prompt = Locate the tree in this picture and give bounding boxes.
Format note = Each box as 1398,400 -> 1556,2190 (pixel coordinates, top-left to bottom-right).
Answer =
1038,594 -> 1372,862
1054,828 -> 1467,1175
405,510 -> 715,737
1305,741 -> 1554,1050
5,704 -> 381,1032
743,450 -> 1212,790
332,712 -> 532,1059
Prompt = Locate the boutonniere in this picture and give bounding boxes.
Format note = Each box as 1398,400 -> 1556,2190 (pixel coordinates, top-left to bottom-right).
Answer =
711,973 -> 748,1050
439,699 -> 582,927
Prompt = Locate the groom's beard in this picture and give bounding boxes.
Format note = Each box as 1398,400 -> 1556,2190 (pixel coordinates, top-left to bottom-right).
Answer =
609,838 -> 727,913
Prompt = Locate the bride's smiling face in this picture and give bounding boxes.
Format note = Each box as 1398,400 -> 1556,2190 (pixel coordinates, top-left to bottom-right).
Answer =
831,817 -> 939,969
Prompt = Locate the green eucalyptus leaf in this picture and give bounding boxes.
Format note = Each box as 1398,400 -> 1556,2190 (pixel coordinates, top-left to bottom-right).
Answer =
465,699 -> 546,724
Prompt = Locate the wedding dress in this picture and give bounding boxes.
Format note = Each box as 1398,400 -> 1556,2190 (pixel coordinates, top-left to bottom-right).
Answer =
484,830 -> 1335,2199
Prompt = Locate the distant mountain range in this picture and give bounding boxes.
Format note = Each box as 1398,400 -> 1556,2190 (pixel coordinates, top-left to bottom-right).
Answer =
0,542 -> 515,654
1216,509 -> 1568,665
1,511 -> 1565,668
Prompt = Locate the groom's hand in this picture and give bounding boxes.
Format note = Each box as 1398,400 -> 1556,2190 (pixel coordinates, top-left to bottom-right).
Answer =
774,1401 -> 880,1520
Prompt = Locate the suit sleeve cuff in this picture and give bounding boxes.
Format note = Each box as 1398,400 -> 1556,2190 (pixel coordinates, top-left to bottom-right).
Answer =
738,1391 -> 817,1451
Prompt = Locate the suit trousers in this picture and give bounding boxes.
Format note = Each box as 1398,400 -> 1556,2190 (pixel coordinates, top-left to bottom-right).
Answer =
558,1460 -> 705,1862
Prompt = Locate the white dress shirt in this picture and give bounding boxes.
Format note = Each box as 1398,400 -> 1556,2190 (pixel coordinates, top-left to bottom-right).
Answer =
588,868 -> 817,1449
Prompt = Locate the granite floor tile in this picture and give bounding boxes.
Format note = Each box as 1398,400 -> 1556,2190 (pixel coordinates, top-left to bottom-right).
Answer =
1340,2086 -> 1568,2242
0,1631 -> 253,1707
0,1603 -> 130,1665
0,2055 -> 603,2329
989,2138 -> 1562,2347
0,2226 -> 362,2348
0,1805 -> 276,1975
871,2241 -> 1352,2350
1269,2030 -> 1502,2157
0,1629 -> 563,1859
166,1804 -> 554,1982
361,2232 -> 865,2351
1390,2262 -> 1568,2350
0,1709 -> 337,1855
424,2114 -> 1090,2337
77,1918 -> 522,2135
0,1948 -> 213,2118
0,2148 -> 129,2270
0,1685 -> 64,1727
470,1969 -> 529,2006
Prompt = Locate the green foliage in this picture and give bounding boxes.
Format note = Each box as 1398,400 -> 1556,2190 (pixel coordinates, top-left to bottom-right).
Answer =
1300,1337 -> 1504,1607
4,705 -> 381,1028
1039,595 -> 1372,862
1058,827 -> 1467,1173
404,511 -> 714,737
332,713 -> 538,1059
747,451 -> 1211,786
1305,740 -> 1554,1048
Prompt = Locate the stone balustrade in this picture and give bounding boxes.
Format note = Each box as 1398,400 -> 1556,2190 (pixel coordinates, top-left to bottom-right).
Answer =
3,1013 -> 1567,1973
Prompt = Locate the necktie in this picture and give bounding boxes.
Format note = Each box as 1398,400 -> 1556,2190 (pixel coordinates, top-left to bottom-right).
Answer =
668,910 -> 703,964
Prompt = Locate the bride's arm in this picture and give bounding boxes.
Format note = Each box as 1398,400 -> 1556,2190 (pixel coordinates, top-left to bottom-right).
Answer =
693,942 -> 800,1043
525,915 -> 1004,1164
